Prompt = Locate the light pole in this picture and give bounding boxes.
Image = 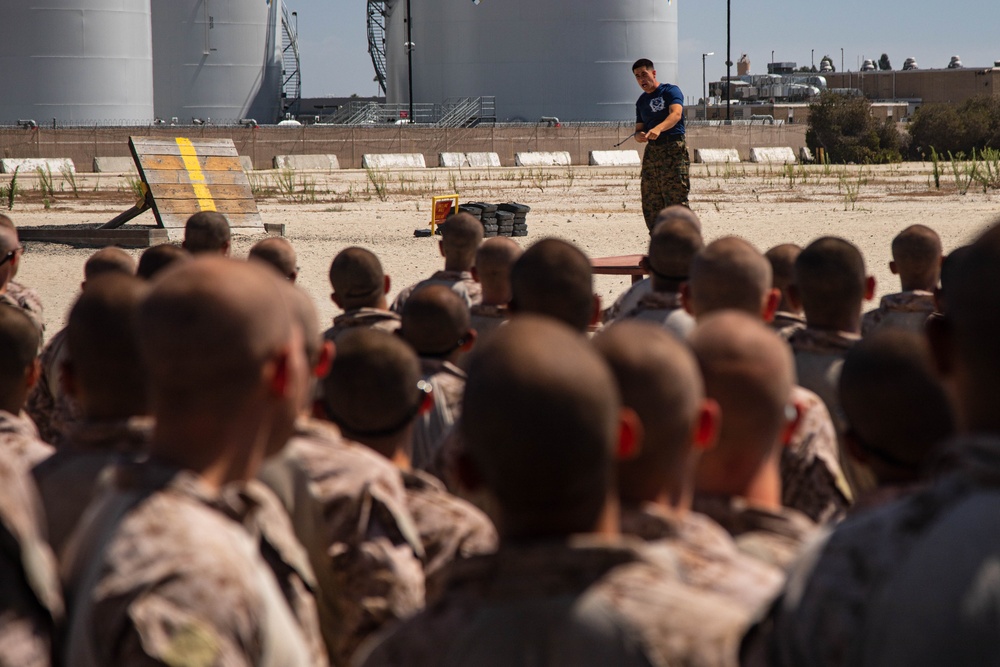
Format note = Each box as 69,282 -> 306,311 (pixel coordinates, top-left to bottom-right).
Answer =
811,49 -> 815,70
702,52 -> 715,120
841,47 -> 844,72
771,49 -> 775,74
725,0 -> 731,123
405,0 -> 414,122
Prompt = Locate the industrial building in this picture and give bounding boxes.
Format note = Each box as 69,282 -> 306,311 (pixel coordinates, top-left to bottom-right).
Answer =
0,0 -> 300,126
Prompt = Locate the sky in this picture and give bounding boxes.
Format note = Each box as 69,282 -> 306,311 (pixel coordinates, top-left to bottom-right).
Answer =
288,0 -> 999,107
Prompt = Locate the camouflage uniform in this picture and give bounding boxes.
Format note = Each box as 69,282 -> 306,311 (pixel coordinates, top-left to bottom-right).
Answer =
3,280 -> 45,341
770,311 -> 806,341
0,452 -> 63,667
860,290 -> 936,337
412,359 -> 466,473
32,416 -> 151,558
603,278 -> 653,324
788,327 -> 874,497
358,536 -> 750,667
469,303 -> 507,348
741,436 -> 1000,667
323,307 -> 401,344
618,290 -> 696,339
258,418 -> 425,666
400,468 -> 498,599
62,459 -> 317,667
640,139 -> 691,232
25,327 -> 81,448
693,493 -> 818,570
391,270 -> 483,314
621,503 -> 784,613
0,410 -> 53,472
782,385 -> 852,523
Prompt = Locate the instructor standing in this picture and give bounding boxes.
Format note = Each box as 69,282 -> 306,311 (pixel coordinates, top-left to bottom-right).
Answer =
633,58 -> 690,232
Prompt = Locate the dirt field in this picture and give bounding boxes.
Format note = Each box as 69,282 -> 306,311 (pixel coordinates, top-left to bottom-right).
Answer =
4,161 -> 998,333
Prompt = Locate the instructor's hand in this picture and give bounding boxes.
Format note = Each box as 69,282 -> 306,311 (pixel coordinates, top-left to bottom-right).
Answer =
645,128 -> 661,141
634,131 -> 648,144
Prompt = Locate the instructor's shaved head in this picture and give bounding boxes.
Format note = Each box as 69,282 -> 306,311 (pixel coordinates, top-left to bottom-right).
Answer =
462,316 -> 621,538
510,238 -> 596,332
399,284 -> 470,357
691,312 -> 795,462
594,321 -> 705,504
329,247 -> 387,310
688,237 -> 772,317
182,211 -> 231,255
795,236 -> 868,329
323,329 -> 423,446
68,274 -> 150,418
137,257 -> 293,411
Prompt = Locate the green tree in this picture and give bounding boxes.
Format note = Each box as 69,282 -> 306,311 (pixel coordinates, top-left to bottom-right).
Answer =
908,96 -> 1000,157
879,53 -> 892,70
819,55 -> 836,72
807,92 -> 901,163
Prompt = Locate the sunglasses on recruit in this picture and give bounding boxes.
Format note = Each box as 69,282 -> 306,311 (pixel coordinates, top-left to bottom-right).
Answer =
0,247 -> 21,268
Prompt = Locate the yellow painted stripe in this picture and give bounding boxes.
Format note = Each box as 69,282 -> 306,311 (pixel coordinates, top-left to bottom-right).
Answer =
175,138 -> 217,212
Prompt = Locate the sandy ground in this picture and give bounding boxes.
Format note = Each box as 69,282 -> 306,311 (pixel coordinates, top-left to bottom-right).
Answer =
4,162 -> 998,334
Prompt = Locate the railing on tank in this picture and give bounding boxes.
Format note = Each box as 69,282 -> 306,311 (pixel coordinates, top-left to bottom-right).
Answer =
366,1 -> 389,95
280,4 -> 301,115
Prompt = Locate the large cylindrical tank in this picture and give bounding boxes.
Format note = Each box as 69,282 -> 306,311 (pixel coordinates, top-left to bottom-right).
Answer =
151,0 -> 282,124
384,0 -> 678,122
0,0 -> 154,125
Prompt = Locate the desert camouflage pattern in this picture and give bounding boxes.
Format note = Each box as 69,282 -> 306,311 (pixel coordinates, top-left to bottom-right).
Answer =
618,290 -> 695,339
391,270 -> 483,314
3,281 -> 45,341
741,436 -> 1000,667
640,140 -> 691,232
258,418 -> 425,666
782,385 -> 852,522
401,468 -> 497,597
323,307 -> 401,344
693,493 -> 818,570
359,535 -> 755,667
0,410 -> 53,472
770,311 -> 806,341
860,290 -> 936,337
0,450 -> 62,667
25,328 -> 81,448
32,417 -> 151,558
411,359 -> 466,473
603,278 -> 653,324
62,460 -> 315,667
621,503 -> 784,613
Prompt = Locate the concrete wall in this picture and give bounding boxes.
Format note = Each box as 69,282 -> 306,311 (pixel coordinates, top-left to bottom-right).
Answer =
824,68 -> 1000,105
0,123 -> 808,172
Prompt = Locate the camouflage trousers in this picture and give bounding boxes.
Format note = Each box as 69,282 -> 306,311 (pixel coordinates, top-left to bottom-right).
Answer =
641,138 -> 690,232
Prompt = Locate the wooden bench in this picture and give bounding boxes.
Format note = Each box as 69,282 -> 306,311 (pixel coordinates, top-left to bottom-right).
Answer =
591,254 -> 648,284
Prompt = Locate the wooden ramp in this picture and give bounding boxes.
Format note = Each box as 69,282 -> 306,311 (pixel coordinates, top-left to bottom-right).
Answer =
19,136 -> 273,248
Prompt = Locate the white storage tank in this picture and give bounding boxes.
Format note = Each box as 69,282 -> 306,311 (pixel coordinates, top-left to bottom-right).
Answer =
151,0 -> 283,123
384,0 -> 678,122
0,0 -> 154,125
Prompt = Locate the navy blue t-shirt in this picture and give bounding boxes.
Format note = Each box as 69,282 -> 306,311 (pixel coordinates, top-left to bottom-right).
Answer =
635,83 -> 685,141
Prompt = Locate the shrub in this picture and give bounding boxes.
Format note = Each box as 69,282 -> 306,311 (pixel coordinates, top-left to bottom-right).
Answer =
807,92 -> 901,163
908,96 -> 1000,158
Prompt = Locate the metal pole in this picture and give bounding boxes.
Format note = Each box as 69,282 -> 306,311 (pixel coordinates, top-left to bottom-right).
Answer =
811,49 -> 815,70
841,47 -> 844,73
771,50 -> 774,73
406,0 -> 414,122
702,52 -> 714,121
726,0 -> 731,123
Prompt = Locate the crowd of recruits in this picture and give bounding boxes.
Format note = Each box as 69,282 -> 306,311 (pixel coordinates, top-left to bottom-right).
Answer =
0,204 -> 991,666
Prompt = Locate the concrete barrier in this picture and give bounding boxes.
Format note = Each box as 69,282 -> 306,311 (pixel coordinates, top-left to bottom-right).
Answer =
273,154 -> 340,170
515,151 -> 572,167
439,152 -> 502,168
799,146 -> 815,163
749,147 -> 797,164
589,150 -> 641,166
1,157 -> 75,174
362,153 -> 426,169
239,156 -> 255,172
93,157 -> 137,173
694,148 -> 741,164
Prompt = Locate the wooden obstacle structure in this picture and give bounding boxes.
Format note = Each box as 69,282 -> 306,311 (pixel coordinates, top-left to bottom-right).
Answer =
19,136 -> 276,248
591,254 -> 648,284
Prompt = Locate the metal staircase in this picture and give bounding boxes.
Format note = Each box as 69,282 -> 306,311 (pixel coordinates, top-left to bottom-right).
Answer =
281,5 -> 301,115
367,1 -> 389,95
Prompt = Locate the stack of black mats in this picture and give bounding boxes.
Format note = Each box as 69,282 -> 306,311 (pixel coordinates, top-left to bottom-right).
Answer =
459,202 -> 529,237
